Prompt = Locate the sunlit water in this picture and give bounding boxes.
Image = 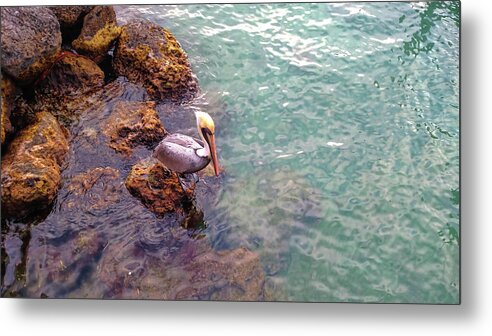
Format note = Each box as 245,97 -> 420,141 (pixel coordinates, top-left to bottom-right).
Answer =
127,2 -> 460,303
2,2 -> 460,303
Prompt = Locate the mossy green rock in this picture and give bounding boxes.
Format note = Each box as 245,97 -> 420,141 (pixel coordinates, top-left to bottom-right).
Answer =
113,19 -> 198,102
0,7 -> 62,84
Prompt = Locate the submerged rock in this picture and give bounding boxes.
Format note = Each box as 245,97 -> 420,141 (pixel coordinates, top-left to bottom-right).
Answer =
125,158 -> 195,216
1,111 -> 69,219
103,101 -> 166,155
97,237 -> 265,301
0,7 -> 62,84
1,75 -> 16,146
49,5 -> 94,43
113,19 -> 198,102
64,167 -> 124,212
72,6 -> 121,63
184,246 -> 265,301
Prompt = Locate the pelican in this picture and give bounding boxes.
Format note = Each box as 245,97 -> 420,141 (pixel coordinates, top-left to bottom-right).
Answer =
153,111 -> 219,177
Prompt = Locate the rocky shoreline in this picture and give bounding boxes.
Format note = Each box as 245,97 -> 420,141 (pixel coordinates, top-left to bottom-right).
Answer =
1,6 -> 271,300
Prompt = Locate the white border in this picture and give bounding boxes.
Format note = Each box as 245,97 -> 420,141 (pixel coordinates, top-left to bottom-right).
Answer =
2,0 -> 490,335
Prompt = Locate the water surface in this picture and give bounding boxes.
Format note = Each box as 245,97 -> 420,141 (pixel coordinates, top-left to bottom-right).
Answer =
2,2 -> 460,303
126,2 -> 459,303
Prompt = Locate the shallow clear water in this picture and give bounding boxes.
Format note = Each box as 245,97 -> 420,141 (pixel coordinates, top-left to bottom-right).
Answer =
121,2 -> 459,303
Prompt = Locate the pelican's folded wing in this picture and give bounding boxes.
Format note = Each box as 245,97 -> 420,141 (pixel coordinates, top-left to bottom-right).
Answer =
164,133 -> 204,150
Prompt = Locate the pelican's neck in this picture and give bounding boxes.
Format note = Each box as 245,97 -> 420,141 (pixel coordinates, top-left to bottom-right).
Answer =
196,124 -> 210,158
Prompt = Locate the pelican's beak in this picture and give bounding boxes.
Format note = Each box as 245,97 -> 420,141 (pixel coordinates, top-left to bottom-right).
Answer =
208,133 -> 220,176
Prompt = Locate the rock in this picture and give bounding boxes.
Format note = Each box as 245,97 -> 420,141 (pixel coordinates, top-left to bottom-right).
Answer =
48,5 -> 94,43
1,75 -> 16,146
0,7 -> 62,84
33,52 -> 105,125
64,167 -> 124,212
72,6 -> 121,63
1,111 -> 69,218
103,101 -> 166,155
8,95 -> 37,133
125,158 -> 195,216
35,52 -> 105,97
113,19 -> 198,102
97,238 -> 265,300
23,227 -> 107,299
185,247 -> 266,301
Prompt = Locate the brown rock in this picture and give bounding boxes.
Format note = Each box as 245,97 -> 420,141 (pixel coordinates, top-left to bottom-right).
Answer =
1,111 -> 69,218
35,52 -> 105,97
185,247 -> 265,301
33,52 -> 105,125
113,19 -> 198,102
49,6 -> 94,28
64,167 -> 123,212
72,6 -> 121,63
103,101 -> 166,155
97,239 -> 265,301
1,75 -> 16,146
125,158 -> 195,216
0,7 -> 62,84
48,6 -> 94,42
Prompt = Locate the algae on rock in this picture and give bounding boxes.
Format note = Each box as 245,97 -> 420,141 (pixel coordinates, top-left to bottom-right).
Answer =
0,7 -> 62,84
1,111 -> 69,219
113,19 -> 198,102
72,6 -> 122,63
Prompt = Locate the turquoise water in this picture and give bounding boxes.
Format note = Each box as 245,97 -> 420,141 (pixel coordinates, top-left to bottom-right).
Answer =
119,2 -> 460,303
1,2 -> 459,302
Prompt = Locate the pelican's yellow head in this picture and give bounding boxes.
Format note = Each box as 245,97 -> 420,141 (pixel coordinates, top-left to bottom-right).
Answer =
195,111 -> 215,134
195,111 -> 219,176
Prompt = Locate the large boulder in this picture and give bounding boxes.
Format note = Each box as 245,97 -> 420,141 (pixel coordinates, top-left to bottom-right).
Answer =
125,158 -> 195,216
48,5 -> 94,43
1,75 -> 16,146
72,6 -> 121,63
113,19 -> 198,102
103,101 -> 166,155
0,7 -> 62,84
33,52 -> 105,125
35,52 -> 105,97
1,111 -> 69,218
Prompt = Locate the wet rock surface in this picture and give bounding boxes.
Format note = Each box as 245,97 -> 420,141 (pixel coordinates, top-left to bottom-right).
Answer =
35,52 -> 105,97
7,164 -> 265,300
1,75 -> 16,146
103,101 -> 166,155
72,6 -> 121,63
125,158 -> 195,216
113,19 -> 198,101
0,7 -> 62,84
49,6 -> 94,43
1,111 -> 69,219
30,52 -> 105,125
